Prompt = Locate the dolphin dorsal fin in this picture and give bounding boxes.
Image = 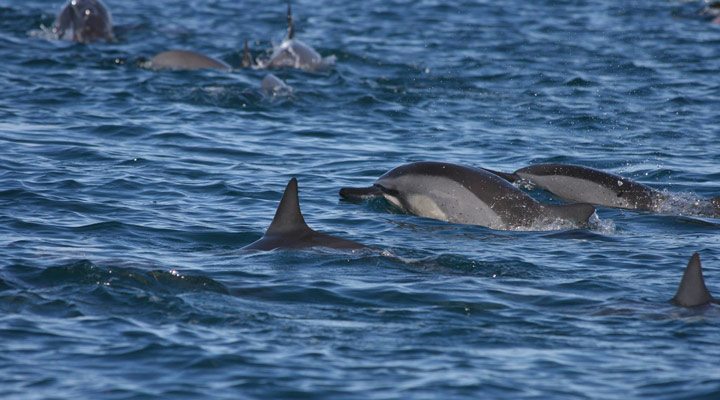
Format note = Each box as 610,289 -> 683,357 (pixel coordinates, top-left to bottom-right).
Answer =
286,3 -> 295,40
242,39 -> 252,68
673,253 -> 713,307
266,178 -> 311,235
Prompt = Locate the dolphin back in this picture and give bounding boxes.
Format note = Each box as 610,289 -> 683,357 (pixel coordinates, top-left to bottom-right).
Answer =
672,253 -> 714,307
147,50 -> 230,71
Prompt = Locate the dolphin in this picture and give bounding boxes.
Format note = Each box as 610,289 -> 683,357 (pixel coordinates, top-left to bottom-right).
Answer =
243,178 -> 365,251
672,253 -> 716,307
54,0 -> 114,43
487,163 -> 662,211
339,162 -> 596,231
261,73 -> 293,96
486,163 -> 720,216
257,4 -> 335,72
145,50 -> 231,71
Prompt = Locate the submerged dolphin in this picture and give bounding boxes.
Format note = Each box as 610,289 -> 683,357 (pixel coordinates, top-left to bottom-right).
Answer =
672,253 -> 716,307
339,162 -> 596,231
145,50 -> 231,71
261,73 -> 293,96
54,0 -> 114,43
487,163 -> 720,216
256,4 -> 335,72
244,178 -> 365,251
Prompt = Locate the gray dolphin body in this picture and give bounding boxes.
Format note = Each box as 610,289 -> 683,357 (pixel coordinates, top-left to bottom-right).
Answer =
339,162 -> 596,231
257,4 -> 335,72
261,73 -> 293,96
146,50 -> 231,71
672,253 -> 716,307
244,178 -> 365,251
54,0 -> 114,43
489,163 -> 720,216
501,164 -> 661,211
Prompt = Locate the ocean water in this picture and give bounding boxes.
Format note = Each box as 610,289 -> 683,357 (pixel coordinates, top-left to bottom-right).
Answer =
1,0 -> 720,398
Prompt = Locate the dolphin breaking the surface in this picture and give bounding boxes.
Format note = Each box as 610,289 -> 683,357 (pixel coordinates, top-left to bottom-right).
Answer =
256,4 -> 335,72
261,73 -> 293,96
144,40 -> 255,71
340,162 -> 596,231
244,178 -> 365,251
144,50 -> 231,71
486,163 -> 720,217
54,0 -> 114,43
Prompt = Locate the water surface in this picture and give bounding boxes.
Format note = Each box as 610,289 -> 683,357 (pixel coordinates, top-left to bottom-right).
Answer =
1,0 -> 720,398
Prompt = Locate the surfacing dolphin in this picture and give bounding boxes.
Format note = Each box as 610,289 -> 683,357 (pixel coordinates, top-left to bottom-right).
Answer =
261,73 -> 293,96
256,4 -> 335,72
244,178 -> 365,251
144,40 -> 255,71
672,253 -> 717,307
486,163 -> 720,217
144,50 -> 231,71
54,0 -> 114,43
339,162 -> 596,231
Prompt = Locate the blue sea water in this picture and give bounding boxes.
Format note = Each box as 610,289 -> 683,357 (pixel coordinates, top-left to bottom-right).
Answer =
1,0 -> 720,398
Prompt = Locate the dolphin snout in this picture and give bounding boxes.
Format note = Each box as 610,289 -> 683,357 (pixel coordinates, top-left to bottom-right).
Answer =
339,186 -> 383,201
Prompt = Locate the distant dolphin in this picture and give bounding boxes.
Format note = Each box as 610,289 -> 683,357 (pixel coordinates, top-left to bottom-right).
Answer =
486,163 -> 720,216
261,73 -> 293,96
54,0 -> 114,43
672,253 -> 716,307
144,50 -> 231,71
244,178 -> 365,251
256,4 -> 335,72
339,162 -> 596,231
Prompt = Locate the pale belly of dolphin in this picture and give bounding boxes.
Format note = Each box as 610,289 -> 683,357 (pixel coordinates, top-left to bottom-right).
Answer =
518,173 -> 634,209
384,176 -> 506,229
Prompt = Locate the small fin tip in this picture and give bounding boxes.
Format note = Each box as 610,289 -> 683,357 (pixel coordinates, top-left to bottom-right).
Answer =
286,2 -> 295,39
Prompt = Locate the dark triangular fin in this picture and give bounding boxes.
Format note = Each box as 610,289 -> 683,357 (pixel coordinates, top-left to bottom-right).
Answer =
544,203 -> 596,225
286,2 -> 295,40
672,253 -> 713,307
241,39 -> 252,68
482,168 -> 519,183
266,177 -> 312,235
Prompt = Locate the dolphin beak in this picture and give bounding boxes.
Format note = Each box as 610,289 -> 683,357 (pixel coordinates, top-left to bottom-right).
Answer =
339,185 -> 383,201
